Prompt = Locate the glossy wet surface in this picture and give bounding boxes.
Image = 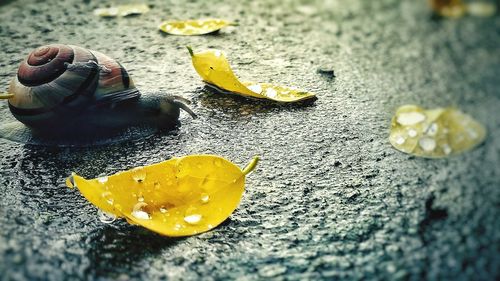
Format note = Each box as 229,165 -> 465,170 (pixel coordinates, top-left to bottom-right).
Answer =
0,0 -> 499,280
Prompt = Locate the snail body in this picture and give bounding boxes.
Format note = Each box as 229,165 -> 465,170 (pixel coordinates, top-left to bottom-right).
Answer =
0,44 -> 195,145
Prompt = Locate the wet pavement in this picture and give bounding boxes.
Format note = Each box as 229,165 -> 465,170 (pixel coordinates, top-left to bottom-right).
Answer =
0,0 -> 499,280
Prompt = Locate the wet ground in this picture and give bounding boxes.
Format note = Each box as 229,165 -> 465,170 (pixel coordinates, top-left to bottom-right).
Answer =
0,0 -> 499,280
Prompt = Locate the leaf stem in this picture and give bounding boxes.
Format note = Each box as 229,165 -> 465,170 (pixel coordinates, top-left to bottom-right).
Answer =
186,46 -> 194,56
242,156 -> 260,175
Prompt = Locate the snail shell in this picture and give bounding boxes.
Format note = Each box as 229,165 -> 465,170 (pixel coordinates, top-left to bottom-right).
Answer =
0,44 -> 195,146
8,44 -> 139,128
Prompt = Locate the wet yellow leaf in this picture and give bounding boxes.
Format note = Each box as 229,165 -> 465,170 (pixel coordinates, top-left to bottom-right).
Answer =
94,4 -> 150,17
389,105 -> 486,158
159,19 -> 234,35
67,155 -> 259,237
188,47 -> 317,103
428,0 -> 466,18
466,2 -> 497,17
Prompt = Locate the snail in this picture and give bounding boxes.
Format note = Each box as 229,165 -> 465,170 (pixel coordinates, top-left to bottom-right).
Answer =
0,44 -> 196,146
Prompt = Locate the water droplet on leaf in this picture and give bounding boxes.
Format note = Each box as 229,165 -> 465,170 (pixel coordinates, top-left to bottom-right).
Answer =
98,209 -> 116,224
131,167 -> 146,183
248,84 -> 263,94
265,88 -> 278,99
408,129 -> 418,138
213,158 -> 223,167
397,112 -> 426,126
131,202 -> 151,220
102,191 -> 114,205
184,214 -> 202,225
419,137 -> 436,152
97,176 -> 108,184
442,144 -> 452,155
200,193 -> 210,204
395,136 -> 406,145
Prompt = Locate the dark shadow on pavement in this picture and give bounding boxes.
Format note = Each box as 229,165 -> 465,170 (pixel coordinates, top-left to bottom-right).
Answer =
84,222 -> 184,278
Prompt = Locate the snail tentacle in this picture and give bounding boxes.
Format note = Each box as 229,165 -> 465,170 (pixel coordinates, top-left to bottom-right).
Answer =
163,95 -> 197,119
174,100 -> 197,119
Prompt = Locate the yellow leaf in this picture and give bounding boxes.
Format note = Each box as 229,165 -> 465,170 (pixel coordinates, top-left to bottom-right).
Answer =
94,4 -> 150,17
188,47 -> 317,103
66,155 -> 259,237
159,19 -> 234,36
466,2 -> 497,17
428,0 -> 466,18
389,105 -> 486,158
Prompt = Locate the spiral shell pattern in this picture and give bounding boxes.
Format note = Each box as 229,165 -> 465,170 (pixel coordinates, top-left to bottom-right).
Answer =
8,44 -> 139,128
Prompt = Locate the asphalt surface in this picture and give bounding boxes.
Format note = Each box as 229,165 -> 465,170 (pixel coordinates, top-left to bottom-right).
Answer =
0,0 -> 499,280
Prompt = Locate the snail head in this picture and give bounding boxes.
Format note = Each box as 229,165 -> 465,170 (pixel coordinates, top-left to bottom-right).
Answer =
140,95 -> 196,130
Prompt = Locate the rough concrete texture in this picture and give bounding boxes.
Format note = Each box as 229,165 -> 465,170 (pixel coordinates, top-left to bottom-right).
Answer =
0,0 -> 499,280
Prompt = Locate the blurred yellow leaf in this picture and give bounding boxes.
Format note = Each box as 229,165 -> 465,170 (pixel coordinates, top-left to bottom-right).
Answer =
94,4 -> 150,17
67,155 -> 259,237
389,105 -> 486,158
428,0 -> 466,18
188,47 -> 317,103
466,2 -> 497,17
159,19 -> 234,35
